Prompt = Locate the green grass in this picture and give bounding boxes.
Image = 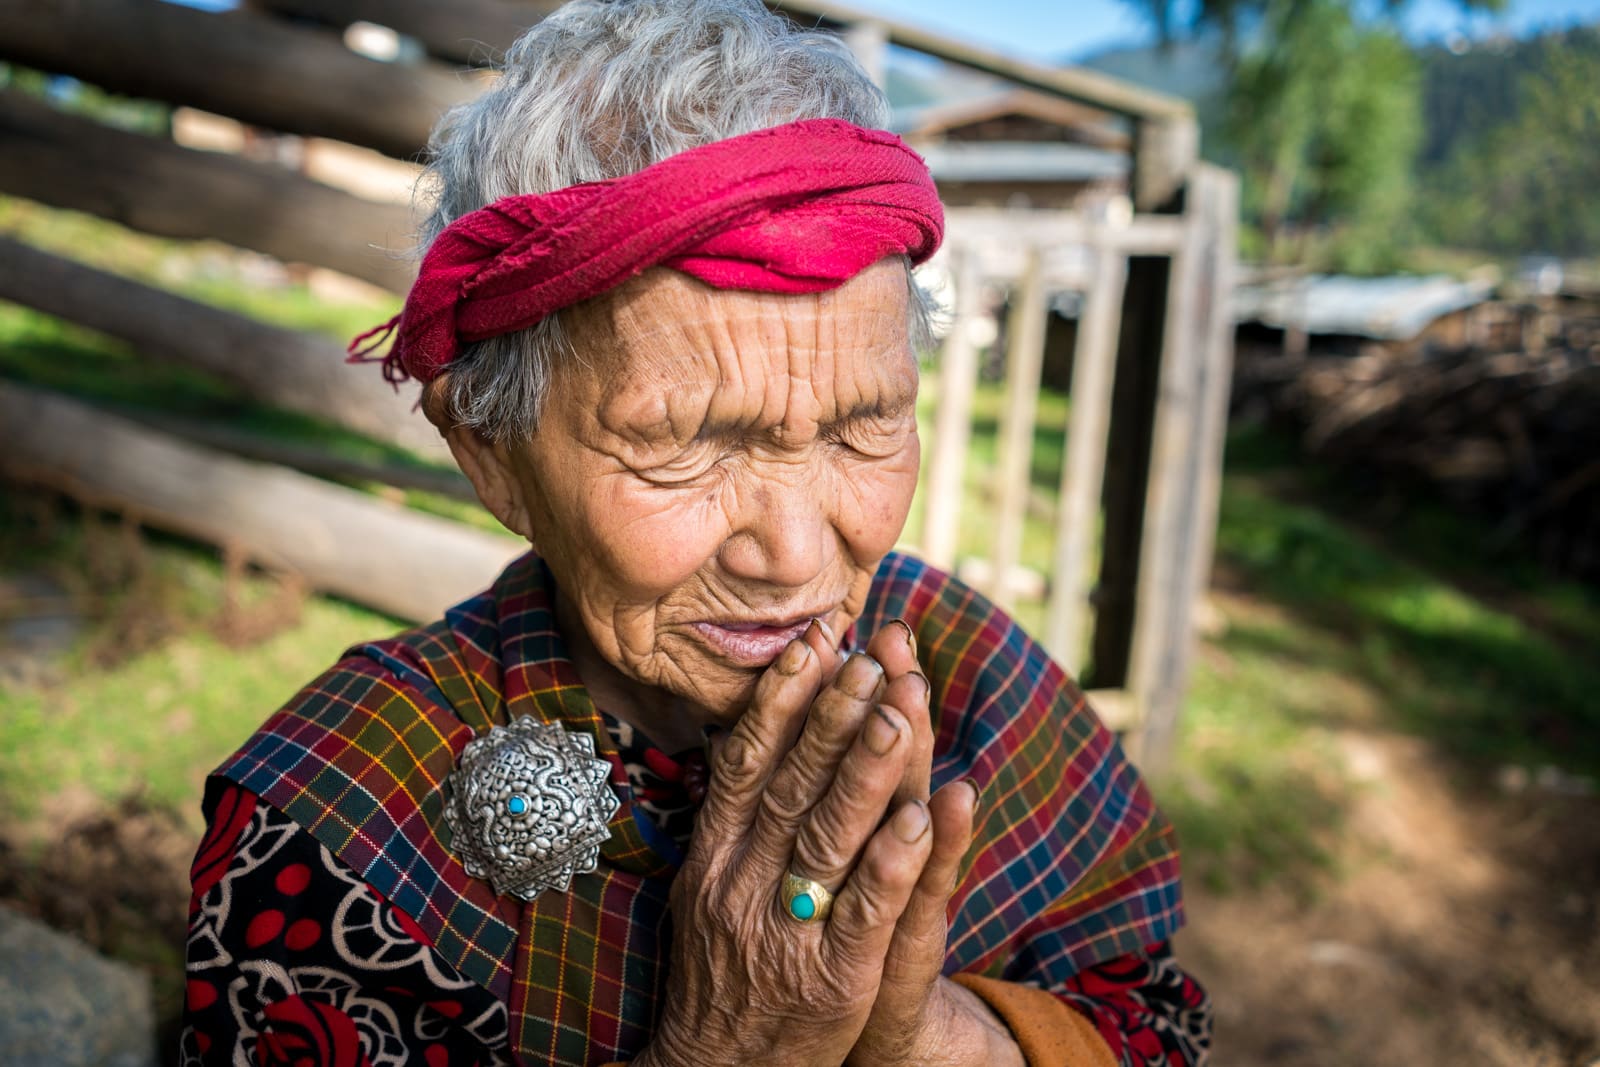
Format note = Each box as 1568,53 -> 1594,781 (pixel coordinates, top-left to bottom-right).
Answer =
1219,425 -> 1600,768
0,494 -> 400,829
1160,423 -> 1600,892
1163,622 -> 1353,895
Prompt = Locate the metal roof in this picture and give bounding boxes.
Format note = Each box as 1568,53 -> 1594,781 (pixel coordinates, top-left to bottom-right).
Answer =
1233,274 -> 1496,341
917,141 -> 1128,183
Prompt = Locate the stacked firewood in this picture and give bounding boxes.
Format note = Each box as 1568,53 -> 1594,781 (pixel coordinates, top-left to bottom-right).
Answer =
1238,302 -> 1600,582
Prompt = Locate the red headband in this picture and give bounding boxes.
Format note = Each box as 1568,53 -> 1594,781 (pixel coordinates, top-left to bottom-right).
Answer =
349,118 -> 945,385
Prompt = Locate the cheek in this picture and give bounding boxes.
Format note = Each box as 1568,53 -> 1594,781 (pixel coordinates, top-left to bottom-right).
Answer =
839,435 -> 921,559
572,478 -> 729,598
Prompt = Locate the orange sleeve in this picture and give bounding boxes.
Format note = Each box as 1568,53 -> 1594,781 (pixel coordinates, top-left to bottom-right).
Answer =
952,974 -> 1118,1067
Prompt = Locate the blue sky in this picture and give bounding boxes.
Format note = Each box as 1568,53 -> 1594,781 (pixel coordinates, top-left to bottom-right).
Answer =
169,0 -> 1600,62
846,0 -> 1600,61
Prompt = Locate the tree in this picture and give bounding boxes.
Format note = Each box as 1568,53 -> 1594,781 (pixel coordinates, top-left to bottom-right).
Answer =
1422,32 -> 1600,257
1121,0 -> 1500,271
1225,1 -> 1421,268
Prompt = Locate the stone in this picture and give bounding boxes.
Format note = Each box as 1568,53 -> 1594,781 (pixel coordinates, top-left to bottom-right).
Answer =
0,906 -> 157,1067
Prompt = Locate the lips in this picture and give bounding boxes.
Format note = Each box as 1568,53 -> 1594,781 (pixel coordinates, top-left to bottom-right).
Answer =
690,613 -> 826,667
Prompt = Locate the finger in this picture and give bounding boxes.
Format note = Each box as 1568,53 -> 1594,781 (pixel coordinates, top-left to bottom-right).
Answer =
878,778 -> 979,992
880,670 -> 933,805
823,799 -> 934,970
696,630 -> 825,842
864,619 -> 920,683
804,615 -> 846,682
744,652 -> 886,871
866,621 -> 933,805
789,704 -> 914,893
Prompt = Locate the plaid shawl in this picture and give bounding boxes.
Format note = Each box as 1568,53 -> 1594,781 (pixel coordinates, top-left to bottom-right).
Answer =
214,550 -> 1183,1065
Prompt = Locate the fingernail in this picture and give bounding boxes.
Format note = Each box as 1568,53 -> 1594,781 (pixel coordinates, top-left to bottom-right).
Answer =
963,776 -> 983,813
892,799 -> 930,842
814,616 -> 838,648
907,670 -> 931,701
864,705 -> 901,756
890,618 -> 917,656
837,652 -> 884,699
776,636 -> 812,675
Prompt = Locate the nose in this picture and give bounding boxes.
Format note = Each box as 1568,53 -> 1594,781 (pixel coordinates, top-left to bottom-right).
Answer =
717,478 -> 831,590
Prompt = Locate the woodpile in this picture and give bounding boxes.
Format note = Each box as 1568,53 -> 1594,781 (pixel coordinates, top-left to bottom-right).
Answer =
1238,301 -> 1600,581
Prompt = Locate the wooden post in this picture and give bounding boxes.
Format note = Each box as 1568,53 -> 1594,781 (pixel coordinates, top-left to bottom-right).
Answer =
1044,236 -> 1128,671
0,0 -> 479,161
1088,252 -> 1169,693
0,91 -> 416,293
146,413 -> 476,502
1132,114 -> 1199,212
0,383 -> 523,623
919,249 -> 983,570
989,248 -> 1047,608
1127,166 -> 1239,771
842,19 -> 889,89
0,236 -> 446,462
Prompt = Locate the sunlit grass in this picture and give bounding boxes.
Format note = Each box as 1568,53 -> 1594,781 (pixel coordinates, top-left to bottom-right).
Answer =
0,496 -> 400,830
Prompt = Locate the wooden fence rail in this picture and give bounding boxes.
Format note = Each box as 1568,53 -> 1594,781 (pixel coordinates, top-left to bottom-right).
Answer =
252,0 -> 558,67
0,381 -> 522,623
1044,234 -> 1129,665
0,0 -> 477,160
0,91 -> 416,293
0,235 -> 445,461
990,248 -> 1048,610
918,192 -> 1231,764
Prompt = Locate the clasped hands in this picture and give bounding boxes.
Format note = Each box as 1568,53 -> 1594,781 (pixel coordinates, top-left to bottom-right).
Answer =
637,620 -> 1024,1067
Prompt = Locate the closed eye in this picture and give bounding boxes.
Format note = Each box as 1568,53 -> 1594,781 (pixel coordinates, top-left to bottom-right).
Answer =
635,441 -> 725,487
825,411 -> 913,458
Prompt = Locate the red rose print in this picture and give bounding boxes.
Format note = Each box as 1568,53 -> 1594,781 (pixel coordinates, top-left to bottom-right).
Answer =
255,996 -> 371,1067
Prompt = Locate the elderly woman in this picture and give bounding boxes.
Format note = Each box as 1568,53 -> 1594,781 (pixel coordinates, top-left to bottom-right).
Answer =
182,2 -> 1209,1064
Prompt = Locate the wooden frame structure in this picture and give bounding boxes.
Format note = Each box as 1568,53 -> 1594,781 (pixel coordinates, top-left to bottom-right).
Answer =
917,184 -> 1237,766
0,0 -> 1237,768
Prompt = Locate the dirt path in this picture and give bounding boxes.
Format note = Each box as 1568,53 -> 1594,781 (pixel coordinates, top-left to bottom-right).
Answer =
1182,726 -> 1600,1066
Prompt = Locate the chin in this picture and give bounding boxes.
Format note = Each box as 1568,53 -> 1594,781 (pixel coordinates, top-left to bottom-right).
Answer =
684,667 -> 764,725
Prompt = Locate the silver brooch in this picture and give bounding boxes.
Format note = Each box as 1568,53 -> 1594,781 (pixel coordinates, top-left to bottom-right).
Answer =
443,716 -> 619,901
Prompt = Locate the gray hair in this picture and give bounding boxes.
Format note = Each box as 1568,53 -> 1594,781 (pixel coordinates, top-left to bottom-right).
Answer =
418,0 -> 936,439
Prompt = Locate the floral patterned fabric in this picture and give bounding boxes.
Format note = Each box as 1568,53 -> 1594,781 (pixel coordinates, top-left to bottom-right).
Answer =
183,783 -> 511,1066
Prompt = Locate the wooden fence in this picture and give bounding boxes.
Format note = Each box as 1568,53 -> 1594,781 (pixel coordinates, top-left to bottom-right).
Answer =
921,185 -> 1237,764
0,0 -> 1236,769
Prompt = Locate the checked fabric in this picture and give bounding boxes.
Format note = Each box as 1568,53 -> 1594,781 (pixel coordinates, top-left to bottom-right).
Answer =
206,550 -> 1189,1064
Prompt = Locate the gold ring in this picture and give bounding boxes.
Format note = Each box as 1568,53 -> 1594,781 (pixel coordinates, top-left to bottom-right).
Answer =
779,871 -> 834,924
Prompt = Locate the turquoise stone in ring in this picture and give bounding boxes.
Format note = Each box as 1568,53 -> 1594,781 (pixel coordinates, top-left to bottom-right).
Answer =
779,871 -> 833,923
506,794 -> 529,816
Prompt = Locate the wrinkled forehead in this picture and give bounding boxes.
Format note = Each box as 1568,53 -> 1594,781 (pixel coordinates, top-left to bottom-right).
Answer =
557,262 -> 915,405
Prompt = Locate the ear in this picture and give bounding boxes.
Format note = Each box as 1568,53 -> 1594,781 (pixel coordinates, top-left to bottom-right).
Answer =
422,377 -> 538,545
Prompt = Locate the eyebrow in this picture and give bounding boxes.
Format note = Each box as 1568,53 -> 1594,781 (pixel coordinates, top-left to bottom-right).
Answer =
688,394 -> 910,445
